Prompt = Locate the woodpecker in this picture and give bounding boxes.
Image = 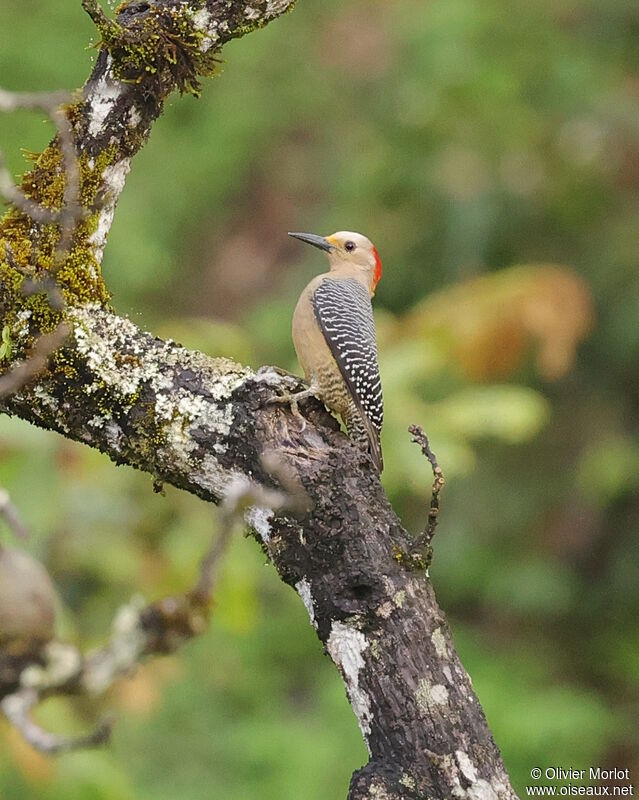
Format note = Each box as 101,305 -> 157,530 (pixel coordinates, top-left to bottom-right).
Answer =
273,230 -> 384,472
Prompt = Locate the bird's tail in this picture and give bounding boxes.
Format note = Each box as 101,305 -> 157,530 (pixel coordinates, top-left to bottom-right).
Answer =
345,403 -> 383,473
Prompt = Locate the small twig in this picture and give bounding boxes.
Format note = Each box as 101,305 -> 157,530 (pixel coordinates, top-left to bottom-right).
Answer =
260,450 -> 311,515
0,87 -> 82,265
0,322 -> 71,398
0,688 -> 113,755
192,517 -> 235,604
50,105 -> 82,262
193,473 -> 298,601
0,88 -> 71,114
81,0 -> 108,26
81,0 -> 122,38
2,241 -> 19,271
0,152 -> 60,226
409,424 -> 445,550
21,277 -> 66,311
0,487 -> 30,541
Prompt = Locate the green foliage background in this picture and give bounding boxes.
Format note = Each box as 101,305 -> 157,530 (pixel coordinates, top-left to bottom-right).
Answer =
1,0 -> 638,797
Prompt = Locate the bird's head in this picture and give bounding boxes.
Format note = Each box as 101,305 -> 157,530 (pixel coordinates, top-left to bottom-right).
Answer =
288,230 -> 383,295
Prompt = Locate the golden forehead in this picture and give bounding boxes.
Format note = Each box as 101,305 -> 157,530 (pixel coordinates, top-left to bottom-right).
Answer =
326,231 -> 373,248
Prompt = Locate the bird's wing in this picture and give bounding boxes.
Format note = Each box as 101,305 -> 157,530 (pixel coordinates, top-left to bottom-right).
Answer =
311,277 -> 384,470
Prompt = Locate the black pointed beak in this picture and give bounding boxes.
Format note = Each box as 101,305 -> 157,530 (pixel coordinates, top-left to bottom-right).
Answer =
288,231 -> 334,252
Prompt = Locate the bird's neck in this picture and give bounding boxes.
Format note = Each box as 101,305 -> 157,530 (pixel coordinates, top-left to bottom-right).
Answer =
328,264 -> 374,296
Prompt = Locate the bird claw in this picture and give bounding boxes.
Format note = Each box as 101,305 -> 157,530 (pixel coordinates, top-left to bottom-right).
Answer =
266,393 -> 292,407
267,388 -> 315,433
292,401 -> 307,432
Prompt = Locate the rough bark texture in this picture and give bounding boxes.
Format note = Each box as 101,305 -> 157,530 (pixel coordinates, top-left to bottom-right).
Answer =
0,1 -> 519,798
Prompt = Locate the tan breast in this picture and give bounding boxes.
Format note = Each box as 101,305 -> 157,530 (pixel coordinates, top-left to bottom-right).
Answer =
292,276 -> 352,418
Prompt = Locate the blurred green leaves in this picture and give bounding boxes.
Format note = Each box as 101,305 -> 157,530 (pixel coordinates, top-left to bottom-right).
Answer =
433,386 -> 550,443
578,436 -> 639,507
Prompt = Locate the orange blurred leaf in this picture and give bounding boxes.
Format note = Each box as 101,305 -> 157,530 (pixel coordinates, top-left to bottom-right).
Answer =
113,658 -> 182,717
406,265 -> 594,380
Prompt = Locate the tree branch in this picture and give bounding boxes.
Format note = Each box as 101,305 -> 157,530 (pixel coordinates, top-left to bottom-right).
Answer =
0,305 -> 517,798
0,1 -> 519,797
1,688 -> 113,755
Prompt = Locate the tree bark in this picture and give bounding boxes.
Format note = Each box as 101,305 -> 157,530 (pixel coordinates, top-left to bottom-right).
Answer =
0,1 -> 519,798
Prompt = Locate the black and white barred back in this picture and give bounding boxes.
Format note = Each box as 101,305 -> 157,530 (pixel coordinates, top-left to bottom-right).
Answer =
311,277 -> 384,469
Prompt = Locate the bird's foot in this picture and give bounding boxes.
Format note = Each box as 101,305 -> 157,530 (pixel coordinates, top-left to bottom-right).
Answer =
267,385 -> 318,432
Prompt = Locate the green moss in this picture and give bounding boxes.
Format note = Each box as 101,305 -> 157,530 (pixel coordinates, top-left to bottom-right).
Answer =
50,350 -> 79,382
92,2 -> 220,98
20,145 -> 66,211
0,135 -> 119,362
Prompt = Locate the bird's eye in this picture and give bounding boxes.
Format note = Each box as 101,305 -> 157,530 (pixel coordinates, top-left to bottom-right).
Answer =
345,241 -> 356,252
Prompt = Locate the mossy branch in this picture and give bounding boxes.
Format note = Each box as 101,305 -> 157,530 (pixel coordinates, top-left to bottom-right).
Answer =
0,0 -> 296,399
81,0 -> 123,40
